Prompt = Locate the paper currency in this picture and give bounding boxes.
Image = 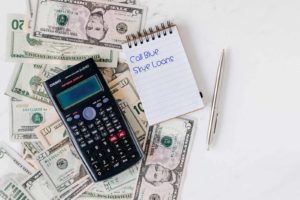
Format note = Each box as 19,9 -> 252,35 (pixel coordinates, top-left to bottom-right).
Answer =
109,72 -> 148,141
102,53 -> 148,131
0,189 -> 8,200
21,142 -> 44,169
9,98 -> 57,141
21,171 -> 59,200
22,141 -> 45,156
6,63 -> 67,105
7,14 -> 118,67
0,142 -> 34,188
134,117 -> 197,200
79,184 -> 134,200
118,100 -> 146,143
34,118 -> 68,148
31,0 -> 146,49
27,0 -> 136,19
35,137 -> 93,200
2,180 -> 32,200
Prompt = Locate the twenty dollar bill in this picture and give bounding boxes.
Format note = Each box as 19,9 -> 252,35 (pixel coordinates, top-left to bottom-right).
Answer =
7,14 -> 118,67
31,0 -> 146,49
134,117 -> 197,200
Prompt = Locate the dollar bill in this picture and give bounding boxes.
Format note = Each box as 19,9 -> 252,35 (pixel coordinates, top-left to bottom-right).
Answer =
35,137 -> 93,200
100,53 -> 148,134
109,72 -> 148,140
21,142 -> 44,169
34,118 -> 68,148
21,170 -> 59,200
134,117 -> 197,200
0,189 -> 8,200
7,14 -> 118,67
118,100 -> 146,143
9,98 -> 57,141
22,141 -> 45,156
79,184 -> 134,200
5,63 -> 67,105
31,0 -> 146,49
27,0 -> 136,19
2,180 -> 32,200
0,142 -> 34,189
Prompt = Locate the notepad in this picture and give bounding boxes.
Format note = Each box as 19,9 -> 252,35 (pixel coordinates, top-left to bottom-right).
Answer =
122,22 -> 204,125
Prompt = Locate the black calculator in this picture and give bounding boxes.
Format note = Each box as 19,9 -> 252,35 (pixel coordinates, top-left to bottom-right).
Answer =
44,58 -> 144,182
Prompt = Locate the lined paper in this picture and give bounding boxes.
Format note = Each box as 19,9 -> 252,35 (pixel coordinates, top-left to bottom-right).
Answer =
122,26 -> 204,125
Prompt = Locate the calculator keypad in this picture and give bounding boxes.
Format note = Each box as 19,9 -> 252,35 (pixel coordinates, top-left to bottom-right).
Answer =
67,97 -> 140,180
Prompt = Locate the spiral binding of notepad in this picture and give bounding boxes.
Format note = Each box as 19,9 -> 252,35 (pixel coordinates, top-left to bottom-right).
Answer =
125,21 -> 174,48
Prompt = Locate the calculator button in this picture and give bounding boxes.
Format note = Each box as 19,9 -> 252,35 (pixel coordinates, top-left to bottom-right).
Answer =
87,139 -> 94,144
95,119 -> 101,125
96,102 -> 102,108
93,163 -> 100,169
105,122 -> 113,127
88,124 -> 94,129
115,124 -> 122,130
94,145 -> 100,150
94,135 -> 101,141
106,107 -> 113,112
99,110 -> 105,116
67,117 -> 72,122
109,135 -> 118,143
74,114 -> 80,119
85,149 -> 91,155
113,162 -> 120,168
121,158 -> 128,164
77,137 -> 84,142
80,142 -> 87,148
97,171 -> 102,176
108,128 -> 115,134
102,116 -> 109,122
101,159 -> 108,165
83,133 -> 91,139
103,98 -> 109,103
91,129 -> 98,135
130,154 -> 137,159
97,126 -> 105,131
110,155 -> 116,161
78,121 -> 84,126
83,107 -> 96,121
81,127 -> 87,132
101,131 -> 108,137
98,152 -> 103,158
71,125 -> 77,130
117,130 -> 126,138
102,140 -> 108,146
109,113 -> 116,118
90,156 -> 96,163
112,119 -> 119,124
119,151 -> 124,155
74,131 -> 80,136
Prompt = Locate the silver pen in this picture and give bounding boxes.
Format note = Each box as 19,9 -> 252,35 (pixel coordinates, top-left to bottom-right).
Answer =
207,49 -> 225,150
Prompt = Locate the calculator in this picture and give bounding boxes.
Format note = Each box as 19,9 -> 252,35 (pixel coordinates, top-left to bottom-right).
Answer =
44,58 -> 144,182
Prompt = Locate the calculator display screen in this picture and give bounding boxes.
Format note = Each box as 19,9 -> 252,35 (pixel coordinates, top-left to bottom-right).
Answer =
57,75 -> 103,110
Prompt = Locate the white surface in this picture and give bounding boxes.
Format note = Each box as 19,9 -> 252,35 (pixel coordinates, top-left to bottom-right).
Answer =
123,26 -> 204,125
1,0 -> 300,200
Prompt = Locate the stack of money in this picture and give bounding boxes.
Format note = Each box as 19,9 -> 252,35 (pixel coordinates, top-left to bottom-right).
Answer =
2,0 -> 198,199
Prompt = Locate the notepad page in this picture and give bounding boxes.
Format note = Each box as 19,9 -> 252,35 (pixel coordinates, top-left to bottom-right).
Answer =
122,26 -> 204,125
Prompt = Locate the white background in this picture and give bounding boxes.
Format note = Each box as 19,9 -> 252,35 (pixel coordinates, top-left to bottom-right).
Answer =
1,0 -> 300,200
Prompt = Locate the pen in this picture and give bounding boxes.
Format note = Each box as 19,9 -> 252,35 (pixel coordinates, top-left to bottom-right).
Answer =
207,49 -> 225,150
